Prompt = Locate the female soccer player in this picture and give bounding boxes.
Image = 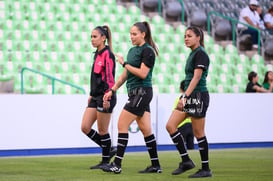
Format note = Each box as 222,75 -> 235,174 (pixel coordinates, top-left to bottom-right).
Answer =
103,21 -> 162,174
81,25 -> 116,170
166,26 -> 212,178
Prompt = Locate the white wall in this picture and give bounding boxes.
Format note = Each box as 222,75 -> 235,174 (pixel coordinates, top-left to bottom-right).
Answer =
0,94 -> 272,150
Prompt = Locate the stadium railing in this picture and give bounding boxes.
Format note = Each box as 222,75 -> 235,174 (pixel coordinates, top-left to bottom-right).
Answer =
207,11 -> 261,54
20,67 -> 86,95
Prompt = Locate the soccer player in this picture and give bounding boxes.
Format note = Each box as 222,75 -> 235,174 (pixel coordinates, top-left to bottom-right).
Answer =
166,26 -> 212,178
103,21 -> 162,174
81,25 -> 116,170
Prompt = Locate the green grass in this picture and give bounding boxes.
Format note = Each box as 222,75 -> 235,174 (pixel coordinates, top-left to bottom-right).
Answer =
0,148 -> 273,181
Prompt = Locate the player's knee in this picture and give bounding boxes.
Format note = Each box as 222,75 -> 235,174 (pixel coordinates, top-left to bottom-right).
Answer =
81,125 -> 89,135
166,122 -> 175,134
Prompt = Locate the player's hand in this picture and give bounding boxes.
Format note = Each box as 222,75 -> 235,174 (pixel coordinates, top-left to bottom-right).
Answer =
103,100 -> 110,110
103,91 -> 112,103
176,99 -> 184,111
176,97 -> 187,111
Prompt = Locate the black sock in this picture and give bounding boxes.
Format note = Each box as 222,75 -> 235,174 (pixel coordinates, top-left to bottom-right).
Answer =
87,129 -> 101,147
170,131 -> 190,162
100,133 -> 111,163
114,133 -> 128,166
197,136 -> 210,171
144,134 -> 160,167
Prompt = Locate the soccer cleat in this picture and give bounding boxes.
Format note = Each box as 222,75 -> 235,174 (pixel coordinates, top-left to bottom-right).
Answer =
139,165 -> 162,173
188,169 -> 212,178
102,162 -> 122,174
109,147 -> 117,160
172,160 -> 195,175
90,161 -> 108,170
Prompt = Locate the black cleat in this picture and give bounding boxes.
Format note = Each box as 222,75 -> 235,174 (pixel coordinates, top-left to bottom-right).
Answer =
102,162 -> 122,174
139,165 -> 162,173
90,161 -> 108,170
172,160 -> 195,175
189,169 -> 212,178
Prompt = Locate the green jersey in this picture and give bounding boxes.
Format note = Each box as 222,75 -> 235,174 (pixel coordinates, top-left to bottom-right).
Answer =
184,46 -> 210,93
126,43 -> 155,91
263,82 -> 273,92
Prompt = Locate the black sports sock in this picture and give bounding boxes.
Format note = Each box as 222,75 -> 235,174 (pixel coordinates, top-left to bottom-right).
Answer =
100,133 -> 111,163
87,129 -> 101,147
197,136 -> 210,171
144,134 -> 160,167
170,131 -> 190,162
114,133 -> 128,166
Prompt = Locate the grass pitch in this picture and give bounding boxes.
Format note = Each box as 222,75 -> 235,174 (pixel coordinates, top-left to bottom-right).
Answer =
0,148 -> 273,181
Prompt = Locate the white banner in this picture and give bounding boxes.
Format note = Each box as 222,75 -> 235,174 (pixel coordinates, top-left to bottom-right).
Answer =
0,94 -> 272,150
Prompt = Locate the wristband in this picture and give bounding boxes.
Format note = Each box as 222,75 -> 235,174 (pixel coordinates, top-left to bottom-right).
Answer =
122,62 -> 127,68
110,88 -> 116,94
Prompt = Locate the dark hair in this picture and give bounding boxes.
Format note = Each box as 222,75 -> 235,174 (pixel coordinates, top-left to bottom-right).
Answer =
186,26 -> 205,48
248,71 -> 257,81
133,21 -> 159,56
263,71 -> 272,84
180,80 -> 185,92
94,25 -> 113,52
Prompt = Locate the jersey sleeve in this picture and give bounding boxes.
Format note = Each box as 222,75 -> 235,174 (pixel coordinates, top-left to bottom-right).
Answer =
104,51 -> 115,90
141,47 -> 155,68
194,50 -> 209,70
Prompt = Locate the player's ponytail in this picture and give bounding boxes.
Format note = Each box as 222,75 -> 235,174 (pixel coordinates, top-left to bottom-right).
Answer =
133,22 -> 159,56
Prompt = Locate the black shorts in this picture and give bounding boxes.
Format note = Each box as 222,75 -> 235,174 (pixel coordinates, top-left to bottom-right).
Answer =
88,94 -> 116,113
124,87 -> 152,117
183,91 -> 209,118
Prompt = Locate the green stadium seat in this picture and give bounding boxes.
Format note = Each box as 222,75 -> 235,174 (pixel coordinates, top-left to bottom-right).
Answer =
232,73 -> 247,85
160,53 -> 173,63
234,63 -> 250,75
224,44 -> 238,55
29,51 -> 42,63
220,63 -> 235,74
172,33 -> 184,45
237,54 -> 249,65
175,53 -> 187,64
222,53 -> 236,65
209,44 -> 224,55
166,84 -> 177,93
153,72 -> 169,85
231,84 -> 245,93
251,54 -> 264,64
251,63 -> 264,76
175,24 -> 186,34
218,73 -> 232,85
164,42 -> 177,54
265,64 -> 272,72
172,73 -> 184,85
216,84 -> 230,93
155,33 -> 169,43
161,24 -> 174,34
151,15 -> 165,26
128,5 -> 141,16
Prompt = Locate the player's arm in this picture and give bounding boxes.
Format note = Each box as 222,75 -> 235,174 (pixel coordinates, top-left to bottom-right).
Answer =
254,84 -> 273,93
124,63 -> 150,79
185,69 -> 203,96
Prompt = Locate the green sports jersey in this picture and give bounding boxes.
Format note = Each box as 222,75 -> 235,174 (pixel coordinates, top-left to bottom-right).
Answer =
184,46 -> 210,92
126,43 -> 155,91
263,82 -> 273,92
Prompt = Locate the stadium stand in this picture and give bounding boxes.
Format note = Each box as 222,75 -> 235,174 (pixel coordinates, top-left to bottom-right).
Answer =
0,0 -> 273,94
